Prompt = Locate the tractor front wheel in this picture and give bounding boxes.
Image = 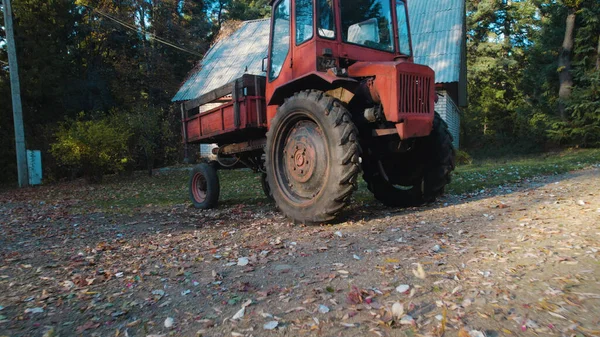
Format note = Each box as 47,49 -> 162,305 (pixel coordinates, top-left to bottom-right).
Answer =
362,112 -> 455,207
265,90 -> 361,223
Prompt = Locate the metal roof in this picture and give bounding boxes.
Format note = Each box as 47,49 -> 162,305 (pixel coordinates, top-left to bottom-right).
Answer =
408,0 -> 466,84
172,1 -> 466,102
172,19 -> 270,102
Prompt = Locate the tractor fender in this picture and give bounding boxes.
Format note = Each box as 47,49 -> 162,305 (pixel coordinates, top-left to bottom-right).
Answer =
268,72 -> 359,106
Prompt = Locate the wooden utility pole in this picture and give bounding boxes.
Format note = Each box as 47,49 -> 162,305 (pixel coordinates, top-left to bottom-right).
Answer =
2,0 -> 29,187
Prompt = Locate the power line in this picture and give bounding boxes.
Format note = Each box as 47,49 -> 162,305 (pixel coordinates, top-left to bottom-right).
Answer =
85,5 -> 204,57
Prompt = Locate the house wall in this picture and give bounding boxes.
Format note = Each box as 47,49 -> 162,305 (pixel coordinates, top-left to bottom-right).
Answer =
434,90 -> 460,149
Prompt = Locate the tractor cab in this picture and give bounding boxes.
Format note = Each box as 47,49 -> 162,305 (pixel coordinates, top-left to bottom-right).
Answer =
267,0 -> 413,78
266,0 -> 436,140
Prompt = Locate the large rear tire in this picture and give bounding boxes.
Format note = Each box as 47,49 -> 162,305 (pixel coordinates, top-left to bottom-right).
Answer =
265,90 -> 361,223
362,113 -> 455,207
189,163 -> 220,209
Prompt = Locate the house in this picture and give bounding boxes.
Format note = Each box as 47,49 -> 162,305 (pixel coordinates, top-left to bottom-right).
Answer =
173,0 -> 466,150
409,0 -> 466,149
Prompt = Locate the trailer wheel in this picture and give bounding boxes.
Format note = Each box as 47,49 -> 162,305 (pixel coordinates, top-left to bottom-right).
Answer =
265,90 -> 361,223
260,173 -> 273,201
362,113 -> 455,206
189,163 -> 220,209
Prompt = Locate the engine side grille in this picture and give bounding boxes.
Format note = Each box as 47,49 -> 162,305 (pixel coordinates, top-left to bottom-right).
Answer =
398,73 -> 433,114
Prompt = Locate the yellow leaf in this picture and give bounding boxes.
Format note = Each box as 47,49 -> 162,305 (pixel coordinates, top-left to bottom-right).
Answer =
458,328 -> 471,337
385,258 -> 400,263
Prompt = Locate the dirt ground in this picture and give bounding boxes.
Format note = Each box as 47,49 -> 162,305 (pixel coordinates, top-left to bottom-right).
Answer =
1,167 -> 599,337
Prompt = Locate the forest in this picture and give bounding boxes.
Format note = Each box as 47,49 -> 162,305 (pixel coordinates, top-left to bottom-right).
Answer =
1,0 -> 599,184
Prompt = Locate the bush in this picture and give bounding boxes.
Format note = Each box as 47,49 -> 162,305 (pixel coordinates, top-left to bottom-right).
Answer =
455,150 -> 473,165
50,114 -> 131,183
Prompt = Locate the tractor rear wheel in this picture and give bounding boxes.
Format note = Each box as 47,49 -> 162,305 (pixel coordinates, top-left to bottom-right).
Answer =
260,173 -> 273,201
362,112 -> 455,206
265,90 -> 361,223
189,163 -> 220,209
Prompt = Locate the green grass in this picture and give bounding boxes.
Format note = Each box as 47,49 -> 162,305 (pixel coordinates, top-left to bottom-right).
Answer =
448,148 -> 600,194
38,148 -> 600,212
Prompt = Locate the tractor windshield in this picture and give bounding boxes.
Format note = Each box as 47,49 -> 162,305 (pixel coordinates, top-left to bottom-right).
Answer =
340,0 -> 394,52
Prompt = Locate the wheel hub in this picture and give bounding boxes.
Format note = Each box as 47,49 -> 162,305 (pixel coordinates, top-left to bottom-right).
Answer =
286,141 -> 316,183
279,120 -> 325,199
192,173 -> 207,202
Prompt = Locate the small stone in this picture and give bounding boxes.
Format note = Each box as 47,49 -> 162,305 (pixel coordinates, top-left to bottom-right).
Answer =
263,321 -> 278,330
432,245 -> 441,252
318,304 -> 330,314
152,290 -> 165,296
164,317 -> 174,328
334,231 -> 343,237
237,257 -> 249,266
396,284 -> 410,293
24,307 -> 44,314
469,330 -> 485,337
399,315 -> 415,325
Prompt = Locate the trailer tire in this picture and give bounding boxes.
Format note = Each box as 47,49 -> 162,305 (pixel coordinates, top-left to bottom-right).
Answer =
362,113 -> 455,206
189,163 -> 220,209
265,90 -> 361,223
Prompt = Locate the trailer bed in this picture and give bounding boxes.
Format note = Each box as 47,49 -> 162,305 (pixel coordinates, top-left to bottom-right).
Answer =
182,74 -> 267,144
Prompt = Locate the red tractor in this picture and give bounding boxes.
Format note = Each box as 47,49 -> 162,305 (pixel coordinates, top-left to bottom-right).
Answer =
184,0 -> 455,223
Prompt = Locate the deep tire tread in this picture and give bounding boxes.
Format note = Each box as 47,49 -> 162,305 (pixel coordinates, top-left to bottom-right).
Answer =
266,90 -> 361,223
362,112 -> 455,207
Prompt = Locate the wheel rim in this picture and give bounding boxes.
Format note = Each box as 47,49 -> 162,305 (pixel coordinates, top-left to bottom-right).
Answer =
191,172 -> 207,203
273,115 -> 329,206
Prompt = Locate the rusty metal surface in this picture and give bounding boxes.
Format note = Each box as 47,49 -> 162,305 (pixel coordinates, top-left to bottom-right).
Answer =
276,119 -> 326,203
348,61 -> 435,128
217,139 -> 267,155
372,128 -> 398,137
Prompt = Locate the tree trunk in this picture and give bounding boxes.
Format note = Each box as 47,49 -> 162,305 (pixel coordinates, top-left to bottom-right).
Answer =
558,8 -> 576,120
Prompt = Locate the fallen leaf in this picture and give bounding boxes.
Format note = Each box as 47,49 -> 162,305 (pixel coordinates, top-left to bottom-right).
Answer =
412,263 -> 427,279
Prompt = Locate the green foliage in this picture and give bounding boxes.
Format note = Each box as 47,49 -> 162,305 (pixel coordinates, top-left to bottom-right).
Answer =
547,4 -> 600,146
464,0 -> 600,152
2,0 -> 269,183
50,115 -> 131,182
455,150 -> 473,165
122,105 -> 180,175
